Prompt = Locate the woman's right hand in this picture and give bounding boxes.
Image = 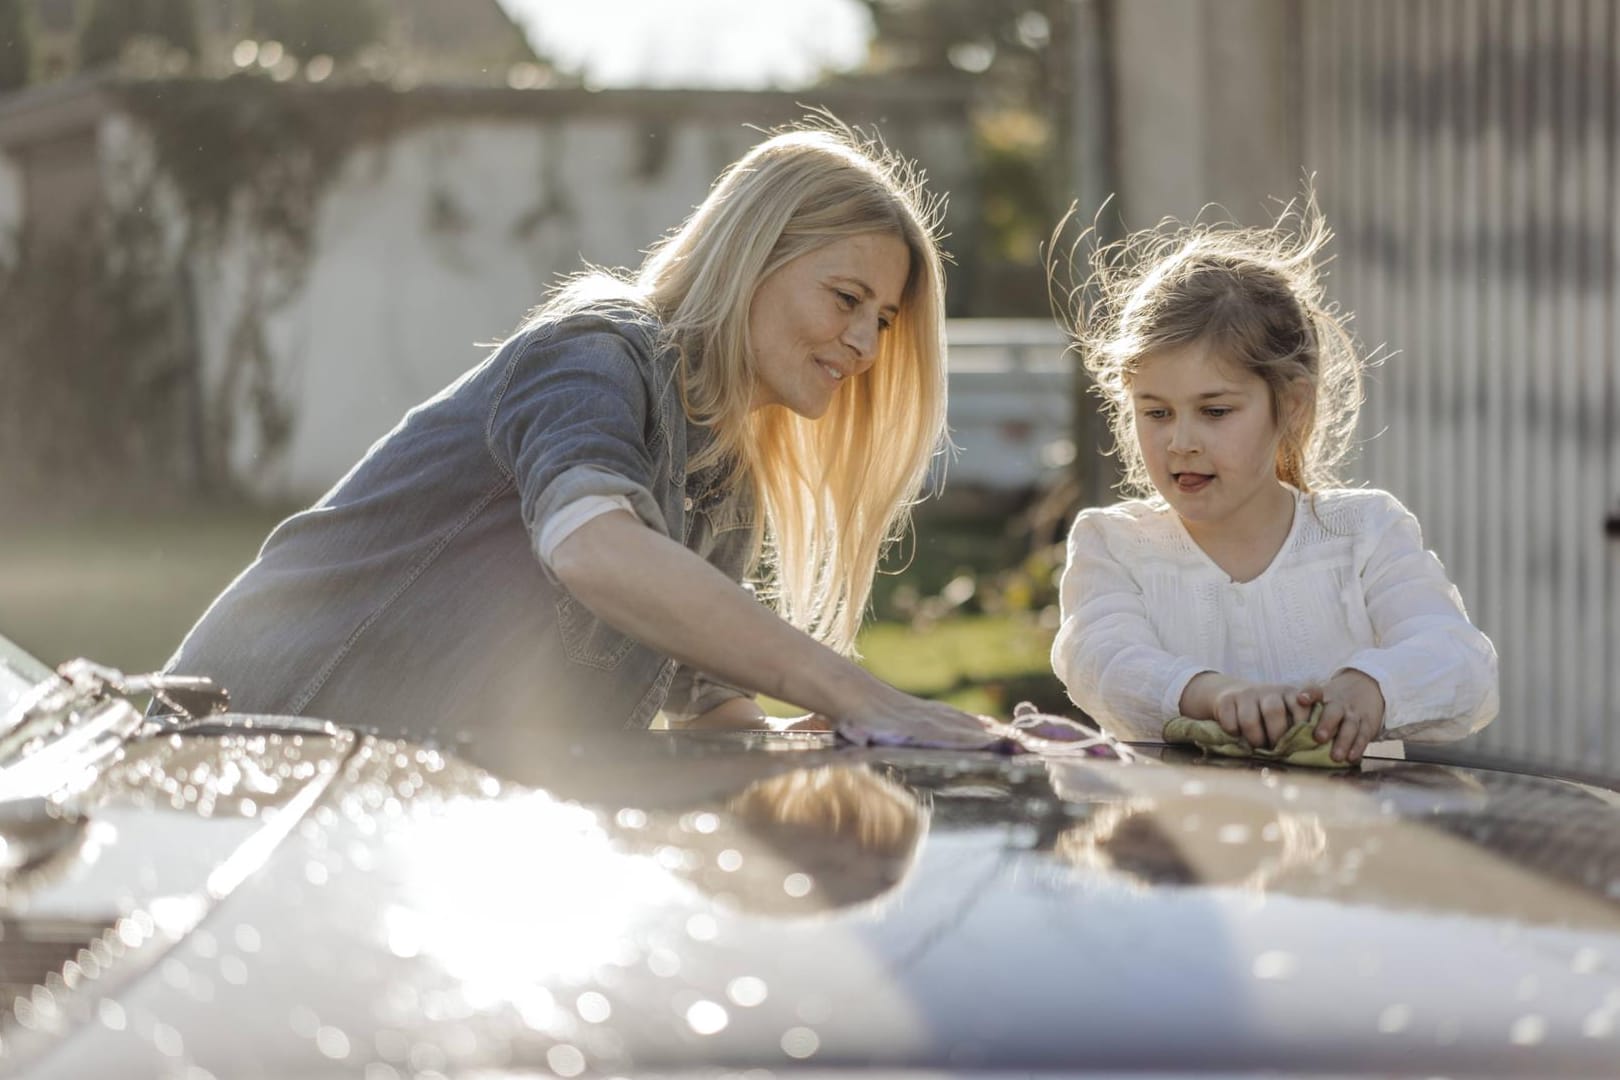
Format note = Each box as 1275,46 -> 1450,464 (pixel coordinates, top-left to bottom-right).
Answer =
829,684 -> 1000,750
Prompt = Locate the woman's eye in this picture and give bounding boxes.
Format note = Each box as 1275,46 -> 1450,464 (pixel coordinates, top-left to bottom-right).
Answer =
1204,406 -> 1232,418
834,290 -> 858,310
1140,408 -> 1169,420
877,316 -> 894,333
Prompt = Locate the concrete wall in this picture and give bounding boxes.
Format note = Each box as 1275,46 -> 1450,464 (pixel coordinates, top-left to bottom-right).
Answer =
1111,0 -> 1300,227
206,96 -> 971,499
0,81 -> 973,502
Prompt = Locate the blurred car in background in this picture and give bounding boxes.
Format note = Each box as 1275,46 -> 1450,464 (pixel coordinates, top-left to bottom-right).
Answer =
0,631 -> 1618,1078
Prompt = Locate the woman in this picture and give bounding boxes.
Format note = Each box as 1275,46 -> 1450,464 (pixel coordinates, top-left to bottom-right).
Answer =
161,119 -> 992,755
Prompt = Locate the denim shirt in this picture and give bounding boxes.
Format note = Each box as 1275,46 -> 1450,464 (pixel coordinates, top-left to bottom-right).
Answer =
162,305 -> 757,750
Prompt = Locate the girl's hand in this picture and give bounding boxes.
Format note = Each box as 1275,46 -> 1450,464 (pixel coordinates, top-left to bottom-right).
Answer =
1184,673 -> 1317,749
1308,669 -> 1386,763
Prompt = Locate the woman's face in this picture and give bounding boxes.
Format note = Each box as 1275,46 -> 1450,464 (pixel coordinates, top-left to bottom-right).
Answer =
747,231 -> 912,419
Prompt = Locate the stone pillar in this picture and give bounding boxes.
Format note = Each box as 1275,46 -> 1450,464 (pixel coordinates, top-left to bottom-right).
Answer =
1109,0 -> 1300,227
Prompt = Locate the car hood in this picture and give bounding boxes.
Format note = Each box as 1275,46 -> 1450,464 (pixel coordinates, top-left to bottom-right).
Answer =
4,724 -> 1619,1078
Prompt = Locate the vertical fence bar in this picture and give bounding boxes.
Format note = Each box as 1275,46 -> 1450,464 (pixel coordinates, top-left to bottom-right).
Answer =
1297,0 -> 1615,776
1553,0 -> 1583,763
1507,0 -> 1536,756
1606,0 -> 1620,774
1411,0 -> 1435,547
1453,0 -> 1484,643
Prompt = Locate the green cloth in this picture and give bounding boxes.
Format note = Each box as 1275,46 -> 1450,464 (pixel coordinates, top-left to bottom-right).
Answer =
1162,703 -> 1347,768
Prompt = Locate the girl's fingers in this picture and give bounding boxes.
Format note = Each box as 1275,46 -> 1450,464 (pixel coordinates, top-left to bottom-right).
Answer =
1314,701 -> 1346,743
1350,723 -> 1376,763
1260,694 -> 1290,745
1332,712 -> 1361,762
1236,700 -> 1265,748
1216,700 -> 1240,736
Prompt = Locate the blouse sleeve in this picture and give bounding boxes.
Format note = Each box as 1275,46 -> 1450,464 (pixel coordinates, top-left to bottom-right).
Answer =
1339,495 -> 1499,741
1051,509 -> 1210,741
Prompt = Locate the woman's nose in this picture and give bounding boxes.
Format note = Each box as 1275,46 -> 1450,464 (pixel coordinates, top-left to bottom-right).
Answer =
843,316 -> 880,369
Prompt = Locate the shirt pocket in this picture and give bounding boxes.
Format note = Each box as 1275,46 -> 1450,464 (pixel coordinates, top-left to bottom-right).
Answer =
554,592 -> 636,671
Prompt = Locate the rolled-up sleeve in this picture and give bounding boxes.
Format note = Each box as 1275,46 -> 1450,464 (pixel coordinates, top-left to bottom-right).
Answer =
1340,496 -> 1499,740
485,324 -> 672,559
1052,509 -> 1208,741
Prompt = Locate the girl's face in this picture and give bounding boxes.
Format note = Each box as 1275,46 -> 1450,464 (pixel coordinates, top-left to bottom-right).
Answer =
747,231 -> 911,419
1130,341 -> 1298,538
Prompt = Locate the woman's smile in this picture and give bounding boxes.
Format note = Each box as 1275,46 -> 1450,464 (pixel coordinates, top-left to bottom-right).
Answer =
815,357 -> 848,383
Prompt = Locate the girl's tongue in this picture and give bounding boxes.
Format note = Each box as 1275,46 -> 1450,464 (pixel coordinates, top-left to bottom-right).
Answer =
1176,473 -> 1213,492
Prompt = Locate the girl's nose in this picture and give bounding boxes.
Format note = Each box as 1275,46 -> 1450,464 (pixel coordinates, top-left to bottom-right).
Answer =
1167,418 -> 1199,454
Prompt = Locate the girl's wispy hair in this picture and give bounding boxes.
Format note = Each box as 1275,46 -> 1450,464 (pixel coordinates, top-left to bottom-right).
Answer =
1048,190 -> 1367,497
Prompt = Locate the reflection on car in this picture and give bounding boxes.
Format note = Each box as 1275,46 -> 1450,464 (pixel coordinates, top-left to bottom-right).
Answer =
0,634 -> 1617,1077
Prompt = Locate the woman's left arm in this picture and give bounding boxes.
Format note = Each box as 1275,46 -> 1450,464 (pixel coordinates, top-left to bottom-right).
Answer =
1339,497 -> 1499,741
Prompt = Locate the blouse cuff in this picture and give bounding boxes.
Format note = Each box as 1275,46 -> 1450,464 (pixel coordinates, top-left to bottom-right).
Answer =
1159,660 -> 1213,724
1335,654 -> 1421,732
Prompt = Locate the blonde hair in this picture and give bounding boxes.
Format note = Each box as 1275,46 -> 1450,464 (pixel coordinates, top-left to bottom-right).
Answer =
1054,196 -> 1364,497
539,118 -> 948,654
724,763 -> 924,860
718,764 -> 927,915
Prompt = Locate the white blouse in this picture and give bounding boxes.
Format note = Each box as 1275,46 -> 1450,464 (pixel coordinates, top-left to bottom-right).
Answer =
1052,487 -> 1499,747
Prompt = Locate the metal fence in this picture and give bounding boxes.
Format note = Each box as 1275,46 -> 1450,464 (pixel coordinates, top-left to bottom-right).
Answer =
1299,0 -> 1620,778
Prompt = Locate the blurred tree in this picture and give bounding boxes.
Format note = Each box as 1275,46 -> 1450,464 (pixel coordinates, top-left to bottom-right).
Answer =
858,0 -> 1121,503
0,0 -> 31,90
248,0 -> 382,62
858,0 -> 1067,100
856,0 -> 1079,313
80,0 -> 200,69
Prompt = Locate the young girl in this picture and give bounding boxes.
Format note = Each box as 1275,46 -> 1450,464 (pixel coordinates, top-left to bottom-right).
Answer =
1050,203 -> 1498,764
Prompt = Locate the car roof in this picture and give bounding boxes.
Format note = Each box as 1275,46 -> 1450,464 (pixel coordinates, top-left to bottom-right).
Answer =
8,725 -> 1620,1077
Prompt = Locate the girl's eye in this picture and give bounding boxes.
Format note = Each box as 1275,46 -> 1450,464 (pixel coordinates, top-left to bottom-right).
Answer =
1203,406 -> 1232,418
1140,407 -> 1170,420
834,290 -> 859,310
877,316 -> 894,333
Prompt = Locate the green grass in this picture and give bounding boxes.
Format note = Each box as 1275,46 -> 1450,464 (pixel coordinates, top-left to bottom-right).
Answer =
755,612 -> 1061,719
0,504 -> 294,673
859,614 -> 1061,713
0,505 -> 1062,718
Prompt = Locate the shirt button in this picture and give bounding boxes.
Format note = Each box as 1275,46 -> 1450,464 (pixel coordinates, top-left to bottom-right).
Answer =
683,496 -> 694,511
